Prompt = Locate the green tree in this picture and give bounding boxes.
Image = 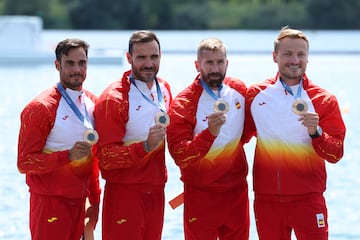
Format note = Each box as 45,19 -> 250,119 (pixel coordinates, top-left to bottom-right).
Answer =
306,0 -> 360,29
67,0 -> 172,29
1,0 -> 359,29
2,0 -> 70,28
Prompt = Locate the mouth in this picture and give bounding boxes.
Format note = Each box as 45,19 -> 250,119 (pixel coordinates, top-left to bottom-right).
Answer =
70,74 -> 83,79
288,65 -> 301,70
141,67 -> 155,73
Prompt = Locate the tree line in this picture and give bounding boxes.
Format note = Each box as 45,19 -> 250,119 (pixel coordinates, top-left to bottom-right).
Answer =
1,0 -> 359,30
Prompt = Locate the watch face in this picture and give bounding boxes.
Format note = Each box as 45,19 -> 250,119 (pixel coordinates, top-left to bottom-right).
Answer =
317,126 -> 323,135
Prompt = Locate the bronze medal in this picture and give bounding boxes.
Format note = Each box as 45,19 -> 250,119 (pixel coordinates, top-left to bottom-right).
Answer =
292,99 -> 308,115
83,129 -> 99,145
214,99 -> 229,113
155,112 -> 170,127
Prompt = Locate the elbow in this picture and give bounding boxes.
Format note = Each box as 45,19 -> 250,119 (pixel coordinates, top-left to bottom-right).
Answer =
323,148 -> 344,164
327,153 -> 344,164
17,162 -> 27,174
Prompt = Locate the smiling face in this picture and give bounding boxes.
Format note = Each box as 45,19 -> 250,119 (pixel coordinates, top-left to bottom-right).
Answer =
55,47 -> 87,90
273,36 -> 309,86
126,40 -> 161,84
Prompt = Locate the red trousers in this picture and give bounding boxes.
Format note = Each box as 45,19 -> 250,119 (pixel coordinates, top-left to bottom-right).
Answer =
29,193 -> 85,240
254,193 -> 328,240
184,185 -> 250,240
102,183 -> 165,240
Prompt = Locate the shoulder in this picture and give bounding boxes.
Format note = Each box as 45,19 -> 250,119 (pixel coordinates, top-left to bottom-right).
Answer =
95,73 -> 131,116
83,89 -> 97,102
98,73 -> 131,103
156,76 -> 172,95
247,77 -> 276,97
170,80 -> 202,112
303,75 -> 337,103
223,76 -> 247,95
21,86 -> 60,117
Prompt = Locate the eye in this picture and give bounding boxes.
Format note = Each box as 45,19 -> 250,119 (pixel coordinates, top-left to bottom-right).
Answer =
66,61 -> 74,66
151,56 -> 159,61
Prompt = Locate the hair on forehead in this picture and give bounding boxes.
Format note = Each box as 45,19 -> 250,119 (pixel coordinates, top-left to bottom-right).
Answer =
128,30 -> 161,54
55,38 -> 89,61
274,26 -> 309,52
197,38 -> 227,59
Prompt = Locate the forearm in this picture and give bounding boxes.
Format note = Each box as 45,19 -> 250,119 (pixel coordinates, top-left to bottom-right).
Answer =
169,128 -> 215,169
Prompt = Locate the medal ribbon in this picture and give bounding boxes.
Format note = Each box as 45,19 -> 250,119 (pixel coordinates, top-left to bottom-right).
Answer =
57,82 -> 93,129
280,78 -> 303,99
199,78 -> 223,100
129,75 -> 166,112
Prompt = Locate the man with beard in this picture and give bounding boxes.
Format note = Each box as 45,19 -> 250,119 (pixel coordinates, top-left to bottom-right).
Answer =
94,30 -> 172,240
167,38 -> 250,240
17,38 -> 100,240
243,26 -> 346,240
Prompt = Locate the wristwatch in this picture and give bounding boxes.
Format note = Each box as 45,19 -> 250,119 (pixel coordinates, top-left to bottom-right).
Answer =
309,126 -> 323,138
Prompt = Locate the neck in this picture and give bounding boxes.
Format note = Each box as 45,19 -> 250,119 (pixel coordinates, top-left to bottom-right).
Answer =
280,77 -> 301,86
61,83 -> 82,91
145,81 -> 153,90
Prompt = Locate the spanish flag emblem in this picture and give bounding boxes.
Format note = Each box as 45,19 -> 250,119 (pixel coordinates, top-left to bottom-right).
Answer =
235,100 -> 241,109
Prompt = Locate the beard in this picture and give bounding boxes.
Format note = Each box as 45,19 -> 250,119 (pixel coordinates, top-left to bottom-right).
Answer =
203,72 -> 225,89
132,66 -> 158,83
61,73 -> 85,90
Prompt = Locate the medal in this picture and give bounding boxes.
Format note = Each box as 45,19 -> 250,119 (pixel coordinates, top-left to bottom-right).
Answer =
214,99 -> 229,113
279,78 -> 307,115
292,99 -> 308,115
155,112 -> 170,127
83,129 -> 99,145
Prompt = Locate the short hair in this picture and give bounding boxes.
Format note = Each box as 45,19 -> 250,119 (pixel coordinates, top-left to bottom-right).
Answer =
274,26 -> 309,53
55,38 -> 89,62
197,38 -> 227,60
128,30 -> 161,55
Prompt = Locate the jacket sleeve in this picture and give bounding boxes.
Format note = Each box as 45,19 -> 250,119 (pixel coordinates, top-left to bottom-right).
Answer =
17,100 -> 69,174
312,94 -> 346,163
241,85 -> 258,144
94,87 -> 148,171
166,87 -> 216,169
87,146 -> 101,205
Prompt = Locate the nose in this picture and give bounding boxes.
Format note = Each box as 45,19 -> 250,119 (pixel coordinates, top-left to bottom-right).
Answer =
289,55 -> 301,64
144,57 -> 155,68
211,63 -> 221,73
72,63 -> 84,73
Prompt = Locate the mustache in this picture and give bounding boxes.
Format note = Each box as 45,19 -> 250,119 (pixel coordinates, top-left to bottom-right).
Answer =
141,67 -> 155,71
208,72 -> 222,78
70,73 -> 83,77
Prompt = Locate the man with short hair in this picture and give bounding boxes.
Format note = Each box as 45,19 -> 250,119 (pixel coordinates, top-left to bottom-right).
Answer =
17,38 -> 100,240
94,30 -> 172,240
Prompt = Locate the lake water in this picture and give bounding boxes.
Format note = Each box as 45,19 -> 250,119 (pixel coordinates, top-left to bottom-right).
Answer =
0,30 -> 359,239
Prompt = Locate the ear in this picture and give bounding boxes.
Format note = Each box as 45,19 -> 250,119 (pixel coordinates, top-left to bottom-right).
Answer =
272,51 -> 277,63
195,60 -> 200,72
55,60 -> 60,71
126,52 -> 132,65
